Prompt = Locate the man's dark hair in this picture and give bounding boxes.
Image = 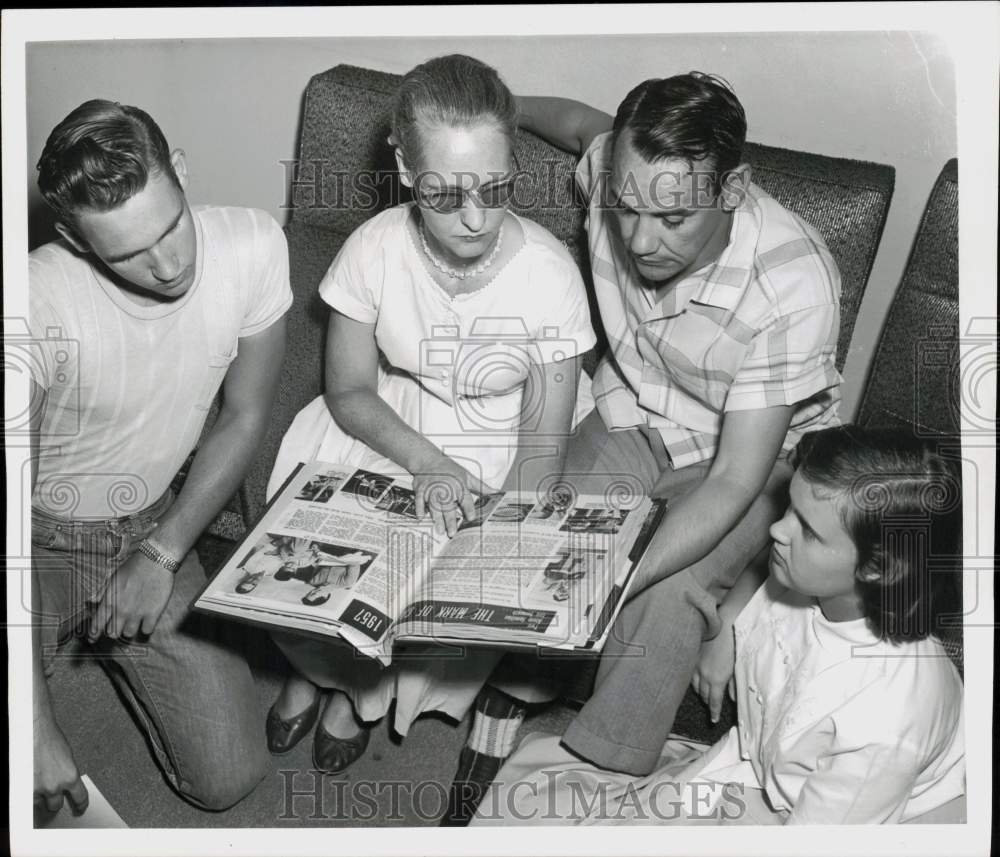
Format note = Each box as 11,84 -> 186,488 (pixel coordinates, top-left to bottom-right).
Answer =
37,99 -> 178,223
611,72 -> 747,189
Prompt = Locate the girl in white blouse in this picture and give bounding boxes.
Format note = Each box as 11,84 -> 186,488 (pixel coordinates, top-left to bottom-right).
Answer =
474,425 -> 965,825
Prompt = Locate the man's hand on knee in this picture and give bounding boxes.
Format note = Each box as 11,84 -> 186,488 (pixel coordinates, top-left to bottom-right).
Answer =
34,714 -> 89,815
88,552 -> 175,642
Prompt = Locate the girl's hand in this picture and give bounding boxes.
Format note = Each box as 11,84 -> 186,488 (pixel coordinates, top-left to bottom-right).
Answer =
412,453 -> 492,538
691,622 -> 736,724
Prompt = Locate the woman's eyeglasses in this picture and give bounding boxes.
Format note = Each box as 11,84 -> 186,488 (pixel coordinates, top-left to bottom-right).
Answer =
412,153 -> 522,214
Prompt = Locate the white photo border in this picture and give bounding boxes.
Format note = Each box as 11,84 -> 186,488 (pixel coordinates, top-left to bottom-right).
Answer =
3,4 -> 995,856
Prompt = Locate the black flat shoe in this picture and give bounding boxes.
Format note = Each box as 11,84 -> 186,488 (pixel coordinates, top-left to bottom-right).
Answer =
266,693 -> 321,754
312,719 -> 371,773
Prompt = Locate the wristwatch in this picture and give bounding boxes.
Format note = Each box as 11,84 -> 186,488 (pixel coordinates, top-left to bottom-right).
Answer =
137,538 -> 183,573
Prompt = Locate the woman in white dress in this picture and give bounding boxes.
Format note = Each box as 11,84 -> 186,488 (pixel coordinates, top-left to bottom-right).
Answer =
263,54 -> 596,773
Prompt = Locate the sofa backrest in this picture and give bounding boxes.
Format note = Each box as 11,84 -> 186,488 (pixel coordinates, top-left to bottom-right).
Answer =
857,159 -> 960,437
856,159 -> 963,674
229,63 -> 897,532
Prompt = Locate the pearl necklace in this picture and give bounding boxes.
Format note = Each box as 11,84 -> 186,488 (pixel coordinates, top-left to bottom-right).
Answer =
419,221 -> 504,280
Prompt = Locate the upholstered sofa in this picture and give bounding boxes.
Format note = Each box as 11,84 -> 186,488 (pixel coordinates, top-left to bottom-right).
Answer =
199,64 -> 961,741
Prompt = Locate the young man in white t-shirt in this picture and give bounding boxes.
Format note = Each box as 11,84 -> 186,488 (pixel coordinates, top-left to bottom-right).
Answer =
29,100 -> 292,815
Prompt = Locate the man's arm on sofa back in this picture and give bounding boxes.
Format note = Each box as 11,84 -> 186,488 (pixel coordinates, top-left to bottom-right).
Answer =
516,96 -> 612,156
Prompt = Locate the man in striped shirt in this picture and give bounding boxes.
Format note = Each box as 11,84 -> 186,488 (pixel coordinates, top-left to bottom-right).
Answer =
513,73 -> 842,778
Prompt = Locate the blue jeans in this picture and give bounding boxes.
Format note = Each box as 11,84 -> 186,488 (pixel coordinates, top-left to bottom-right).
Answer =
32,491 -> 269,810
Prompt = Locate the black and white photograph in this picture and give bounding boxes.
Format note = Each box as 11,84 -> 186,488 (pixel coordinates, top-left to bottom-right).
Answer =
456,491 -> 505,531
340,468 -> 394,506
4,5 -> 994,856
274,540 -> 375,606
231,533 -> 300,594
231,534 -> 375,606
559,505 -> 631,535
530,546 -> 605,604
293,469 -> 345,503
374,483 -> 419,518
488,501 -> 536,525
526,495 -> 573,525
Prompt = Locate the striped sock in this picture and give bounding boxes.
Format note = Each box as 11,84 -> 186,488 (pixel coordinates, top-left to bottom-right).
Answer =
439,686 -> 526,826
467,687 -> 526,758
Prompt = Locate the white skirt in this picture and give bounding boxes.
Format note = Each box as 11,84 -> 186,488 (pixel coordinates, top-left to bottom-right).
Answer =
268,365 -> 594,500
267,369 -> 594,734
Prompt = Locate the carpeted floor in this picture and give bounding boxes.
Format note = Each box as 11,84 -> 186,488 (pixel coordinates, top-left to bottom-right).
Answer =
39,535 -> 729,828
43,629 -> 581,828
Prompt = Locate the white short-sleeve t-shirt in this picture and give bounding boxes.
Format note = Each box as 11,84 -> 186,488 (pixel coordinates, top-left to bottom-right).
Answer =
30,205 -> 292,518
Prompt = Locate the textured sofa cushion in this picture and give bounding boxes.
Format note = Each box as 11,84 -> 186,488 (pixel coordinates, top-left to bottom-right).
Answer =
857,159 -> 960,437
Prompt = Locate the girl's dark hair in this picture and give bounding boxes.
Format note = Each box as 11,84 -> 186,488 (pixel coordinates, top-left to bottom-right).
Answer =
391,54 -> 517,169
611,71 -> 746,192
791,425 -> 962,643
37,99 -> 178,224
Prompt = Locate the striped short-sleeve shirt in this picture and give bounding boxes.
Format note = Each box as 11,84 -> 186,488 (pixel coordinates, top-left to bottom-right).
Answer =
578,132 -> 842,470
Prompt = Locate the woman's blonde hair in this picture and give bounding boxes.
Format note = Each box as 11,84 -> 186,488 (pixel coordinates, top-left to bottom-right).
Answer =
392,54 -> 517,169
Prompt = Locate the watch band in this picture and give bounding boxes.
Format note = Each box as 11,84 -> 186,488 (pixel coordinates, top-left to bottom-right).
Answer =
137,538 -> 183,574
